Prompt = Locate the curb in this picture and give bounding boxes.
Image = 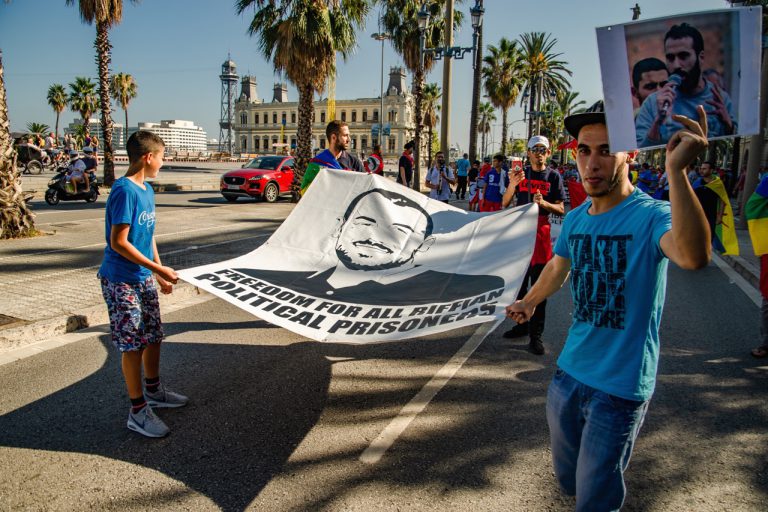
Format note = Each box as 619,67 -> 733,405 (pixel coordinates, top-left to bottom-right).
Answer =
0,282 -> 205,354
25,182 -> 221,199
719,254 -> 760,290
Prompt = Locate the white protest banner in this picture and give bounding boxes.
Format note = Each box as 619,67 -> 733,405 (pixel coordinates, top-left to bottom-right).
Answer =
179,170 -> 537,343
596,7 -> 761,152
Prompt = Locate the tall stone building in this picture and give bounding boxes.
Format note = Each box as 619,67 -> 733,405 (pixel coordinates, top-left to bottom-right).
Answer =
233,67 -> 415,158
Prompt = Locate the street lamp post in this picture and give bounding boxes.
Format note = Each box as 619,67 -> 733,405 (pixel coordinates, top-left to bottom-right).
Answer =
371,30 -> 392,148
418,0 -> 484,157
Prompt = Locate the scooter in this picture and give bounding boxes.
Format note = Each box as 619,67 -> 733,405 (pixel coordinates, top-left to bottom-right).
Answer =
44,166 -> 100,205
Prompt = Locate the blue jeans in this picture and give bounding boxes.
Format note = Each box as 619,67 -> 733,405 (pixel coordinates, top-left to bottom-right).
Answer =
546,368 -> 649,511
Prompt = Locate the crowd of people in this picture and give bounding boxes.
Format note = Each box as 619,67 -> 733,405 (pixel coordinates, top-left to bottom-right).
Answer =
96,111 -> 765,512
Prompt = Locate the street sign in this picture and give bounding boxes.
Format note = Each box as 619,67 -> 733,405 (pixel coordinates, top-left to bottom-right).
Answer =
383,123 -> 391,137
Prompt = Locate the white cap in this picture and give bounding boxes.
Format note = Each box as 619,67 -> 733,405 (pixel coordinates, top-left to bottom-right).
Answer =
527,135 -> 550,149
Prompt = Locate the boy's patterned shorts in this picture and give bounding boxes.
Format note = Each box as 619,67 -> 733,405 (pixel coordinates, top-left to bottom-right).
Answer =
99,275 -> 164,352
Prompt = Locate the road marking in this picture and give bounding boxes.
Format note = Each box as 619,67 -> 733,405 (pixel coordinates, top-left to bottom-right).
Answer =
359,318 -> 503,464
712,254 -> 761,307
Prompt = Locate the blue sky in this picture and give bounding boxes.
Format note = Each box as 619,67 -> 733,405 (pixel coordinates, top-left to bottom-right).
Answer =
2,0 -> 730,152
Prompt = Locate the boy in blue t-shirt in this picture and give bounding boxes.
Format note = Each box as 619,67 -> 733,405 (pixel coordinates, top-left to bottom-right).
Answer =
506,101 -> 711,510
98,131 -> 187,438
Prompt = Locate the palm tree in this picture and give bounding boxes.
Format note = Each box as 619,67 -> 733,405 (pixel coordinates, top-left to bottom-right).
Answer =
26,123 -> 51,141
110,72 -> 137,146
421,82 -> 441,169
46,84 -> 67,141
553,90 -> 585,161
482,38 -> 524,156
380,0 -> 460,191
237,0 -> 369,201
67,76 -> 98,138
0,50 -> 36,239
518,32 -> 572,139
67,0 -> 134,187
477,101 -> 495,158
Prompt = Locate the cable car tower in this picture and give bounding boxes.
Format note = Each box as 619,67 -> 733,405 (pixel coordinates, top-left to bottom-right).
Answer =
219,56 -> 239,154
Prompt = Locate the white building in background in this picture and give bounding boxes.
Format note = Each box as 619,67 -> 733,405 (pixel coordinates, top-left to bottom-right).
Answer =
65,118 -> 126,149
233,67 -> 415,158
128,120 -> 208,152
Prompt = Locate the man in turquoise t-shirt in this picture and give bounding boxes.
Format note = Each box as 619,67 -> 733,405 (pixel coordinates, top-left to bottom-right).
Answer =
456,153 -> 470,199
506,101 -> 711,510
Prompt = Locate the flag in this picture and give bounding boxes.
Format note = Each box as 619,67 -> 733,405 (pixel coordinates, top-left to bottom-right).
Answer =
746,175 -> 768,256
179,170 -> 537,343
300,149 -> 343,196
704,177 -> 739,256
566,181 -> 588,209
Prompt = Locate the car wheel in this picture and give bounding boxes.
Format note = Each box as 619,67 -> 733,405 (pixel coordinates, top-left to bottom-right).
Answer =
223,195 -> 238,203
263,182 -> 279,203
45,189 -> 60,205
27,161 -> 43,175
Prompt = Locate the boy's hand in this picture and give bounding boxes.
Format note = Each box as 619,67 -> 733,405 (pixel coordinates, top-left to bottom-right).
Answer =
156,265 -> 178,285
156,275 -> 173,295
665,105 -> 708,174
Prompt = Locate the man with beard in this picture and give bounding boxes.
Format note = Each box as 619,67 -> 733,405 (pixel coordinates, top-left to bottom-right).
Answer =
506,100 -> 710,510
635,23 -> 736,148
301,120 -> 364,194
235,188 -> 504,305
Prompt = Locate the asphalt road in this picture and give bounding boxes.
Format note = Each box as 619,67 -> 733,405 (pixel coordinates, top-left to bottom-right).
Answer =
0,191 -> 766,511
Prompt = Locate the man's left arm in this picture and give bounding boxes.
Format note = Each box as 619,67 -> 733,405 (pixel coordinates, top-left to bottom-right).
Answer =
659,105 -> 712,270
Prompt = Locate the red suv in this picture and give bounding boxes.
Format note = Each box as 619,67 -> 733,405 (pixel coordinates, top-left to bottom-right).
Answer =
220,155 -> 295,202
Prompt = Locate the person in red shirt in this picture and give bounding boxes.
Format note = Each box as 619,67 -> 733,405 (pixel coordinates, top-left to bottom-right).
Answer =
365,144 -> 384,175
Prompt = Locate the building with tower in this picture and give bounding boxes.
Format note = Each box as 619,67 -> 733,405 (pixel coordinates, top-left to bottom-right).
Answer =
233,67 -> 415,158
219,57 -> 239,154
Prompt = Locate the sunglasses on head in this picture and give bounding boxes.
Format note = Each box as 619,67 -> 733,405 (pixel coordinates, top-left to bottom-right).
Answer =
529,146 -> 548,155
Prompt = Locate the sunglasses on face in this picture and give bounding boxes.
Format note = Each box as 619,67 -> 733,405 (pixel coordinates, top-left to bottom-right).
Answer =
529,146 -> 548,155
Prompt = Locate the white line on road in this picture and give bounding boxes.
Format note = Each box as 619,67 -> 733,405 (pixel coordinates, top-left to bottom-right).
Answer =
359,318 -> 503,465
712,254 -> 761,307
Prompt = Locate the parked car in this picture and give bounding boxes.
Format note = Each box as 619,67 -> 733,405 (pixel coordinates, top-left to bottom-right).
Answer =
220,155 -> 295,203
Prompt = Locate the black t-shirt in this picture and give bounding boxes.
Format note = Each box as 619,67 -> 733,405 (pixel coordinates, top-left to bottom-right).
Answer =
694,186 -> 719,237
468,167 -> 479,182
515,166 -> 563,216
337,151 -> 364,173
398,154 -> 413,185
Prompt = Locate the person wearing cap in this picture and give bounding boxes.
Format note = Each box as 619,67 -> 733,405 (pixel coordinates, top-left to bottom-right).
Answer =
506,101 -> 711,510
67,149 -> 89,192
500,135 -> 564,355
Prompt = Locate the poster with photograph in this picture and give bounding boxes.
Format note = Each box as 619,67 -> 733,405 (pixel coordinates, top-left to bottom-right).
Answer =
179,170 -> 538,343
596,7 -> 762,152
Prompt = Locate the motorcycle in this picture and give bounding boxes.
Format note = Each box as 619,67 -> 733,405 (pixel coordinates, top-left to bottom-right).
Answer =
44,166 -> 100,205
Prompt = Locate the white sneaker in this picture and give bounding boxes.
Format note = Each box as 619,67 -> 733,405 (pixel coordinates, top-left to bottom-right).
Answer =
146,384 -> 189,409
127,406 -> 169,438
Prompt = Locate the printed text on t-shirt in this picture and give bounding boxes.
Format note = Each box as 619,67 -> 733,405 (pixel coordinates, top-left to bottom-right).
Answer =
568,234 -> 632,329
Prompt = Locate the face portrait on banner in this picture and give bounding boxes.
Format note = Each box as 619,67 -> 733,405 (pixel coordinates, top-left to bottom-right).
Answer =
179,170 -> 538,343
596,7 -> 762,152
